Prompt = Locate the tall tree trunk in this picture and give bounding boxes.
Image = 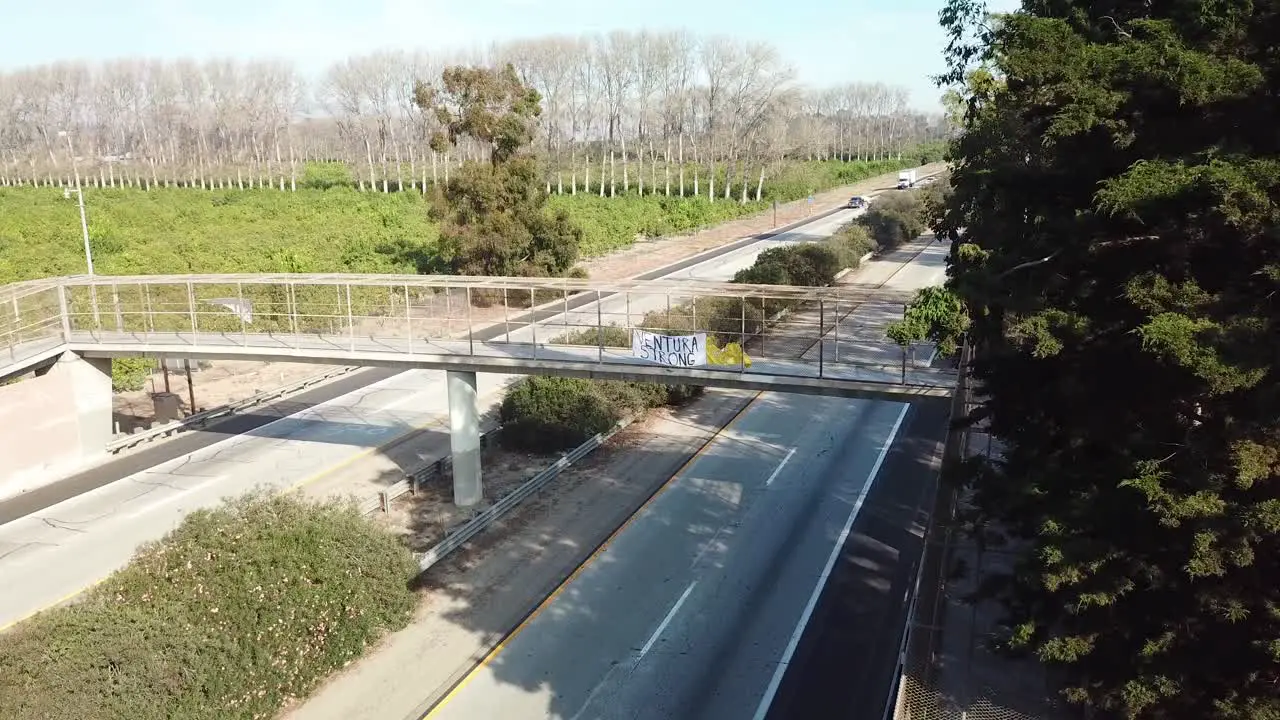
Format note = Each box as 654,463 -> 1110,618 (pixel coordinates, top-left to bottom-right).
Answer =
649,141 -> 657,196
363,135 -> 376,191
664,138 -> 671,196
408,143 -> 416,192
620,133 -> 629,193
393,139 -> 403,192
288,130 -> 298,192
676,135 -> 682,196
707,152 -> 715,202
723,154 -> 734,200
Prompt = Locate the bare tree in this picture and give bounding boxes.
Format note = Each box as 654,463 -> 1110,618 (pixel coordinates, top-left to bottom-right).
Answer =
0,31 -> 937,193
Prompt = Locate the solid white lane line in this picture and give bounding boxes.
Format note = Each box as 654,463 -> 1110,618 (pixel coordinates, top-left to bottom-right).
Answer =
764,448 -> 797,487
640,581 -> 697,658
750,402 -> 910,720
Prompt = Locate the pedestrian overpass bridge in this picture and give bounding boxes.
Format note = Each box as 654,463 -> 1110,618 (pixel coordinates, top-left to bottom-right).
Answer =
1,272 -> 954,397
1,272 -> 956,506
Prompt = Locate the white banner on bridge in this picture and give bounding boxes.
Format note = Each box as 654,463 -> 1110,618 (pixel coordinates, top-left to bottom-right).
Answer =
631,330 -> 707,368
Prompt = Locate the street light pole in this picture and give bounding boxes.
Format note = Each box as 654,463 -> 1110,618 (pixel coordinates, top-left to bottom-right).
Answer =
59,131 -> 94,275
59,130 -> 100,330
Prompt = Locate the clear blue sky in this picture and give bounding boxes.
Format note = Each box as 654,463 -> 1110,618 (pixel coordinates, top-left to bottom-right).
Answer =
3,0 -> 1019,112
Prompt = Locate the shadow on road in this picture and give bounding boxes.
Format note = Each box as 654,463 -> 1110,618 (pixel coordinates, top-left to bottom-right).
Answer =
398,387 -> 951,720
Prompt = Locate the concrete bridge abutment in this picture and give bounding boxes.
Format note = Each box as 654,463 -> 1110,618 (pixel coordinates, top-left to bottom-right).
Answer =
0,352 -> 112,500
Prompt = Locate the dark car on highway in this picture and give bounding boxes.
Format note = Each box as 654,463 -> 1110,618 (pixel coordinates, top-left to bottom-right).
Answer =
847,196 -> 869,209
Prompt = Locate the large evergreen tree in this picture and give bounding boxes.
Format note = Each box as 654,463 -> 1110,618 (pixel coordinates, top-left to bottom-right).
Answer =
936,1 -> 1280,717
415,64 -> 581,277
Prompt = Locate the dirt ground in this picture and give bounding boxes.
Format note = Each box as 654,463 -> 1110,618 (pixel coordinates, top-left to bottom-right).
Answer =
110,163 -> 940,431
111,360 -> 339,433
374,409 -> 674,554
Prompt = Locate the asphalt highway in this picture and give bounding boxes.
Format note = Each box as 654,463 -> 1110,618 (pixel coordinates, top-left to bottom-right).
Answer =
422,393 -> 948,720
761,391 -> 948,720
422,239 -> 950,720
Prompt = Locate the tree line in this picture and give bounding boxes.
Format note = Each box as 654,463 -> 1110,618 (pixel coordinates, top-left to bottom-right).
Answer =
0,30 -> 944,198
923,0 -> 1280,718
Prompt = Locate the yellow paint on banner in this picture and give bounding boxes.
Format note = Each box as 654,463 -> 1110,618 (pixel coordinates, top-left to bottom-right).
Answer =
706,339 -> 752,368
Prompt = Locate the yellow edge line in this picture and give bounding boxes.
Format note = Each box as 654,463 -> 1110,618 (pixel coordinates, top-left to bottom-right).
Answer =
420,390 -> 764,719
0,576 -> 110,634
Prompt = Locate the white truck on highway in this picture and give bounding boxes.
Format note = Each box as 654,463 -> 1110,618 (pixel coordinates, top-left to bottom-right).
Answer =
897,169 -> 918,189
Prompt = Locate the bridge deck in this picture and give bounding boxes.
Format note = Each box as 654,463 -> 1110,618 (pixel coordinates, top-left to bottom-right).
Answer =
62,329 -> 952,400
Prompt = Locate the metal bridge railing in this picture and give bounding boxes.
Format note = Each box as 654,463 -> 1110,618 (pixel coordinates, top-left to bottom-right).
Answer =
1,274 -> 954,394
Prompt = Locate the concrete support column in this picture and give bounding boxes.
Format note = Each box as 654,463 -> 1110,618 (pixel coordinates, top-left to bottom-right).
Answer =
447,370 -> 483,508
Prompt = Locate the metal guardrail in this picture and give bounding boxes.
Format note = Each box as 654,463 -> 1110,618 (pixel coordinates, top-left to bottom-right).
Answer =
397,417 -> 634,572
105,365 -> 360,453
354,423 -> 503,516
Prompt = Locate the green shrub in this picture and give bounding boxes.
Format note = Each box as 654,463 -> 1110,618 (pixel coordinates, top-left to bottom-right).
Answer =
499,367 -> 705,453
500,376 -> 620,451
597,380 -> 704,412
661,383 -> 706,405
597,380 -> 669,412
0,186 -> 440,284
827,223 -> 876,268
111,357 -> 155,392
909,140 -> 948,165
860,191 -> 927,250
553,325 -> 631,348
0,492 -> 418,720
732,256 -> 791,285
734,244 -> 842,287
300,161 -> 355,190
